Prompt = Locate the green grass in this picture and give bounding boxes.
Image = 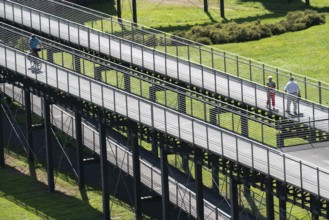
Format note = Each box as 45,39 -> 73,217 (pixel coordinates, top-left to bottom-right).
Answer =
0,152 -> 135,220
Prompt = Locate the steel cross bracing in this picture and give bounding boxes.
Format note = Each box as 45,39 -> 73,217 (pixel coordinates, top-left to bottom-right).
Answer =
2,22 -> 326,149
7,0 -> 329,106
2,44 -> 329,209
0,84 -> 231,220
1,0 -> 329,127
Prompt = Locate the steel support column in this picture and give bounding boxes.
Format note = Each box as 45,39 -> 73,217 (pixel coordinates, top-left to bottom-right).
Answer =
277,181 -> 286,220
132,0 -> 137,23
266,177 -> 274,220
0,93 -> 4,166
151,129 -> 158,156
129,121 -> 142,219
75,109 -> 84,190
159,133 -> 170,220
211,154 -> 219,194
25,89 -> 33,163
230,177 -> 239,220
74,54 -> 81,74
124,73 -> 131,92
219,0 -> 225,18
204,0 -> 208,12
178,90 -> 186,114
47,48 -> 54,63
99,116 -> 110,219
195,149 -> 204,220
44,98 -> 54,192
241,114 -> 248,137
117,0 -> 122,20
310,195 -> 320,220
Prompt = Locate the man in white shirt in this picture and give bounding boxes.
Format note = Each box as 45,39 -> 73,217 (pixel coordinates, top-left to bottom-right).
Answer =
284,76 -> 300,114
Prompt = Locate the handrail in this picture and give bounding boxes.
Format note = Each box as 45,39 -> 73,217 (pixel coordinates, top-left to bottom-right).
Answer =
0,84 -> 231,219
1,0 -> 329,125
1,43 -> 329,202
9,0 -> 329,106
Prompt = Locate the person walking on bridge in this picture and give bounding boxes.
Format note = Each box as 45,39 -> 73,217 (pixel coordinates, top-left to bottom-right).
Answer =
266,76 -> 276,110
284,76 -> 300,115
29,34 -> 43,58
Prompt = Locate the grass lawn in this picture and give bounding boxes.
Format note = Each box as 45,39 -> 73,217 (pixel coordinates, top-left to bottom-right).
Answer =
0,152 -> 135,220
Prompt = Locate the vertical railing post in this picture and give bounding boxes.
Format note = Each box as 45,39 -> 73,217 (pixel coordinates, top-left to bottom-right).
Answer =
318,81 -> 322,104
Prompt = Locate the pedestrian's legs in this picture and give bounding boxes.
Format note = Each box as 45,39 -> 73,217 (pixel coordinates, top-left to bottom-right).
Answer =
286,94 -> 292,113
270,93 -> 275,108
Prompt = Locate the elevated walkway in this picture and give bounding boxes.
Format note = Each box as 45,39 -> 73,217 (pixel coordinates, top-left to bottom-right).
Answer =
1,42 -> 329,206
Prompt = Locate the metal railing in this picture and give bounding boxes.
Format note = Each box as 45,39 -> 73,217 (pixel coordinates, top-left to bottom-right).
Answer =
1,0 -> 329,124
8,0 -> 329,106
2,22 -> 328,148
2,43 -> 329,202
0,84 -> 231,220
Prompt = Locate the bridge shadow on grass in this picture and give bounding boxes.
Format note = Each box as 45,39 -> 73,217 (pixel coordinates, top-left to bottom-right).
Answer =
0,164 -> 103,219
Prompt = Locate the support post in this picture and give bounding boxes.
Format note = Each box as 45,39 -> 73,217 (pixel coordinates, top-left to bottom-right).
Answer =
44,97 -> 54,192
99,114 -> 110,219
74,54 -> 81,74
230,175 -> 239,220
195,149 -> 204,220
219,0 -> 225,18
129,121 -> 142,219
132,0 -> 137,23
277,181 -> 286,220
0,93 -> 4,166
25,89 -> 34,163
310,195 -> 320,220
151,129 -> 158,156
117,0 -> 122,20
159,133 -> 170,220
178,90 -> 186,114
75,109 -> 84,190
204,0 -> 208,12
211,154 -> 219,194
124,73 -> 131,92
241,114 -> 248,137
47,48 -> 54,63
266,177 -> 274,220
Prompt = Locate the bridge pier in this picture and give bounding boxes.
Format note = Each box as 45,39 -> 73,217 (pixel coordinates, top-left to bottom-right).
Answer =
24,88 -> 34,163
159,133 -> 170,220
0,93 -> 4,166
195,148 -> 204,220
99,112 -> 110,219
47,48 -> 54,63
128,120 -> 142,219
151,129 -> 158,156
75,109 -> 84,190
44,97 -> 54,192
